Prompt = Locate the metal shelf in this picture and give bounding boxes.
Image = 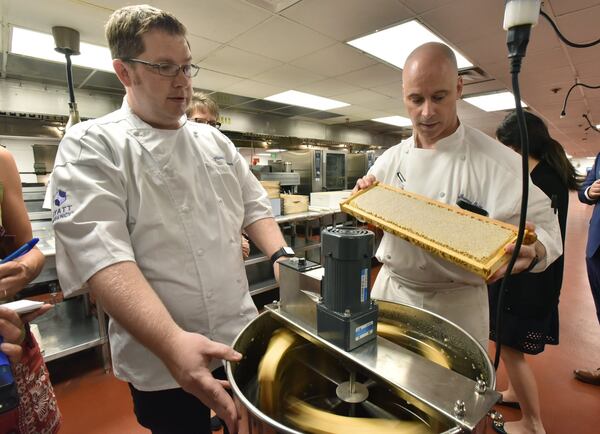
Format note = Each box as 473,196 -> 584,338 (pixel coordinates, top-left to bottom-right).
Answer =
249,278 -> 278,296
32,296 -> 108,363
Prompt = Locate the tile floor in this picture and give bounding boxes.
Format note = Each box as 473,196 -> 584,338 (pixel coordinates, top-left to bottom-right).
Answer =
49,192 -> 600,433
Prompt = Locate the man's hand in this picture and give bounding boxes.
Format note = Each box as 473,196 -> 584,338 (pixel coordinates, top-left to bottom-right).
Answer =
241,236 -> 250,259
164,331 -> 243,434
352,174 -> 377,193
488,222 -> 545,283
588,179 -> 600,200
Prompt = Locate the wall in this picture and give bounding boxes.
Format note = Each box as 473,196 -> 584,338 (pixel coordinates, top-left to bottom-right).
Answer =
0,136 -> 58,183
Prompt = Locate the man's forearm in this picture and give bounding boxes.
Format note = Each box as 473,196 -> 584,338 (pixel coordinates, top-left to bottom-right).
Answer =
88,261 -> 181,363
244,217 -> 286,259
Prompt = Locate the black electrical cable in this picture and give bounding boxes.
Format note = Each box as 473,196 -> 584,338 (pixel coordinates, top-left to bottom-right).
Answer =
493,26 -> 533,371
64,53 -> 76,105
561,82 -> 600,117
582,114 -> 600,133
540,10 -> 600,48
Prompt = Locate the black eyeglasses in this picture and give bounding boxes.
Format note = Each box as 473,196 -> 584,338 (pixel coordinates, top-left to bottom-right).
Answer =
191,118 -> 222,129
123,58 -> 200,78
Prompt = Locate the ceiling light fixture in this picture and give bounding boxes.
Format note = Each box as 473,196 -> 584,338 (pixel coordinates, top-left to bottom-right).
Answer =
372,116 -> 412,127
347,20 -> 473,70
264,90 -> 349,111
463,91 -> 527,112
10,26 -> 113,72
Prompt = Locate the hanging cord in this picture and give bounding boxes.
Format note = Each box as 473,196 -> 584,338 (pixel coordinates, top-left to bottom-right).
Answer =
560,82 -> 600,117
493,23 -> 533,370
540,10 -> 600,48
582,114 -> 600,133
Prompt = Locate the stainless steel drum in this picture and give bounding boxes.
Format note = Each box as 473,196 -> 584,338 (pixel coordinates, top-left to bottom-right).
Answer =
227,300 -> 499,434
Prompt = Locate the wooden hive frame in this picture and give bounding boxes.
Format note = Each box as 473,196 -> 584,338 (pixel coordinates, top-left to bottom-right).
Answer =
340,183 -> 536,279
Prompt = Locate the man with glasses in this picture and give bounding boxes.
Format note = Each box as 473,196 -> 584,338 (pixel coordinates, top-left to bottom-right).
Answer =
50,5 -> 289,434
186,92 -> 222,130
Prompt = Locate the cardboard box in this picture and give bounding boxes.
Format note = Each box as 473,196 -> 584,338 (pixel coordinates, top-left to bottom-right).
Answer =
310,190 -> 352,211
281,194 -> 309,215
260,181 -> 281,199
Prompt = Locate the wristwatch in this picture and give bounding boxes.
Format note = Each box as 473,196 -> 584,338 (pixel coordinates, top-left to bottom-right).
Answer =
270,246 -> 295,264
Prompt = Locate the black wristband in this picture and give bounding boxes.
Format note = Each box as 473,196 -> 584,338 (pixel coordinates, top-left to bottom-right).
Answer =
270,246 -> 295,264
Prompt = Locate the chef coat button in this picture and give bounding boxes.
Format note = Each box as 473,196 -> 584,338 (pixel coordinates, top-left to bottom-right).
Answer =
236,278 -> 242,284
197,249 -> 204,256
386,255 -> 392,260
419,264 -> 425,270
180,205 -> 190,213
193,131 -> 199,137
460,155 -> 466,161
217,197 -> 224,204
439,192 -> 446,198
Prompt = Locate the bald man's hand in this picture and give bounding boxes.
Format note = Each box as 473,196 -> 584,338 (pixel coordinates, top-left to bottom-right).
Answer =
353,174 -> 377,193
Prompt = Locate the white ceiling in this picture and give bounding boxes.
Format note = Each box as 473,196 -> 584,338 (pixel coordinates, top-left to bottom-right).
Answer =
1,0 -> 600,156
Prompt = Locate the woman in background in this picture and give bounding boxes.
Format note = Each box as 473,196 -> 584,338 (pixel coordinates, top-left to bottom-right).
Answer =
0,146 -> 61,433
490,111 -> 578,434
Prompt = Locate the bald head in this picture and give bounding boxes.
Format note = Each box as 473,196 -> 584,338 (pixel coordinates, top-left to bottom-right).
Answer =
403,42 -> 458,79
401,42 -> 462,148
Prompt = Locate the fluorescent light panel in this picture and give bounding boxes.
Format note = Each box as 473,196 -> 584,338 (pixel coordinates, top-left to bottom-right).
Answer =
265,90 -> 349,111
372,116 -> 412,127
463,91 -> 527,112
347,20 -> 473,70
10,26 -> 113,72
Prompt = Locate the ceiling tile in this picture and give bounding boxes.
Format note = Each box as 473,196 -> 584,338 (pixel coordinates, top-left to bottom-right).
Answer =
252,64 -> 325,88
4,0 -> 111,46
188,35 -> 222,61
297,79 -> 362,97
229,15 -> 336,62
550,0 -> 600,17
198,46 -> 282,78
155,0 -> 271,44
371,81 -> 404,98
400,0 -> 455,14
291,43 -> 377,77
334,89 -> 392,106
281,0 -> 413,41
337,64 -> 403,88
461,80 -> 505,97
192,69 -> 243,91
222,80 -> 287,99
422,0 -> 505,45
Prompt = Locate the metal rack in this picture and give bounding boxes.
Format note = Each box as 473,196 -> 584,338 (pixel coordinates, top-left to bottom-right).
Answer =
246,209 -> 341,298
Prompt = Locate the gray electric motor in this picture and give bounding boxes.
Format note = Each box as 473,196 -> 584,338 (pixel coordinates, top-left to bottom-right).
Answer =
317,227 -> 378,351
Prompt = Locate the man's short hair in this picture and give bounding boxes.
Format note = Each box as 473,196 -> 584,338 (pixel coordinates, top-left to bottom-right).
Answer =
105,5 -> 187,60
186,92 -> 220,118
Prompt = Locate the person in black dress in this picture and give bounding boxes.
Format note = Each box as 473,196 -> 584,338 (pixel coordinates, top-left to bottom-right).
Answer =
490,111 -> 578,434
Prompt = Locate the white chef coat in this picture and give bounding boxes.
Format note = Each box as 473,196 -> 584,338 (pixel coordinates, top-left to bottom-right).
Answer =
51,100 -> 272,391
369,122 -> 562,347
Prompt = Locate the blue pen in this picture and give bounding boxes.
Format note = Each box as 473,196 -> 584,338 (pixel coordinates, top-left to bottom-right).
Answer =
0,238 -> 39,264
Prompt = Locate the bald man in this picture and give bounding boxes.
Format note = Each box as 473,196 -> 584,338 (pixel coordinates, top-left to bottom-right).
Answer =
354,43 -> 562,347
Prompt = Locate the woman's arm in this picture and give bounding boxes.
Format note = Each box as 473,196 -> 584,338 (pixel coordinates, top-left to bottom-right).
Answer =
0,149 -> 45,298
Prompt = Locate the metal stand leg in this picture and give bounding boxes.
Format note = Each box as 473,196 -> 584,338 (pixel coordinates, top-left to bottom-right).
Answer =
95,300 -> 111,373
